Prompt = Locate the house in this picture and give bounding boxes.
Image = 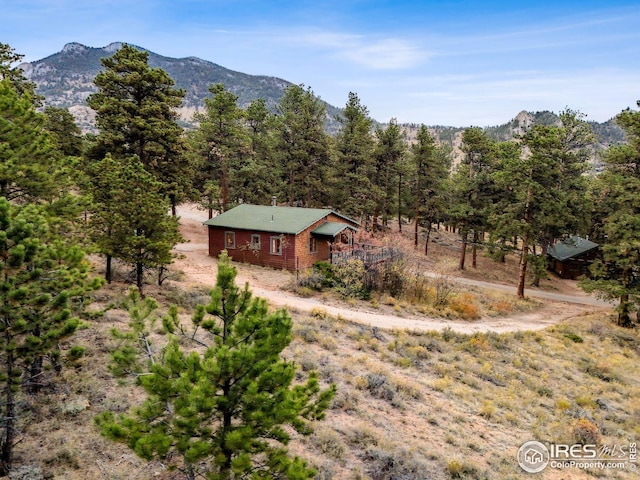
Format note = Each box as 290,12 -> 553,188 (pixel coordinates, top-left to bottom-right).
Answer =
203,204 -> 359,271
547,236 -> 600,279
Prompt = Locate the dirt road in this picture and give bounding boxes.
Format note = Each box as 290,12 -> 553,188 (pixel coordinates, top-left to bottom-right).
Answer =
174,205 -> 612,333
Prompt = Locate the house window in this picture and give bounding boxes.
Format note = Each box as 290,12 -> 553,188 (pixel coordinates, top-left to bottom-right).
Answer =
225,231 -> 236,249
309,236 -> 318,253
270,236 -> 282,255
250,234 -> 261,250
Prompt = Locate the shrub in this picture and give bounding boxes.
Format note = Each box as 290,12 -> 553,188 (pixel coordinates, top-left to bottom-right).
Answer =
330,388 -> 360,413
347,423 -> 380,447
380,256 -> 407,298
311,307 -> 328,319
313,261 -> 337,287
333,259 -> 368,299
294,269 -> 325,292
403,273 -> 431,304
8,465 -> 44,480
537,387 -> 553,397
479,400 -> 496,419
366,373 -> 396,401
488,300 -> 513,315
432,377 -> 453,392
583,359 -> 618,382
572,418 -> 600,444
564,332 -> 584,343
296,286 -> 315,298
449,293 -> 481,320
364,447 -> 434,480
293,323 -> 320,343
311,428 -> 346,460
446,459 -> 479,479
461,334 -> 491,353
432,274 -> 457,307
556,398 -> 572,411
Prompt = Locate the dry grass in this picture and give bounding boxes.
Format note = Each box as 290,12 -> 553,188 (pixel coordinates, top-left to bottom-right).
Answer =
7,275 -> 640,479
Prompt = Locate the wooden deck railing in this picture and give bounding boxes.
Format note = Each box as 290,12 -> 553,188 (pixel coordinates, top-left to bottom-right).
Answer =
330,244 -> 393,267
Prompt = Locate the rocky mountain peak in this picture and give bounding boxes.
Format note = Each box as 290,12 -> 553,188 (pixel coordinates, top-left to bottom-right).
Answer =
61,42 -> 89,54
513,110 -> 533,126
104,42 -> 123,53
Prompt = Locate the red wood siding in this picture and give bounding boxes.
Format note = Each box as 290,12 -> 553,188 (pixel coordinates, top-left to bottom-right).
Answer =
207,212 -> 356,271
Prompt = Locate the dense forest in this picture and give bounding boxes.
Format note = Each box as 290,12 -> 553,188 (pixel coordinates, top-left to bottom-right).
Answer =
1,40 -> 639,478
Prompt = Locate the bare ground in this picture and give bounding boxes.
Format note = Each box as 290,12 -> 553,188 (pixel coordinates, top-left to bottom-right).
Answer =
173,204 -> 612,333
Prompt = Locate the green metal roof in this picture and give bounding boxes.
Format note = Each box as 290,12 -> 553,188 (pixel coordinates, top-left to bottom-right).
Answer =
311,222 -> 356,237
548,236 -> 599,261
203,204 -> 358,235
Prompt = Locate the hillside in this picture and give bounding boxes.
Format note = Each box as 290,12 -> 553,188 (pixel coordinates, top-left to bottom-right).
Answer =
21,42 -> 626,155
8,211 -> 639,480
20,42 -> 343,132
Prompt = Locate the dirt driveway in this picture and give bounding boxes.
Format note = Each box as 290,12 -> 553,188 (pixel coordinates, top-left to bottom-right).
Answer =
174,204 -> 612,334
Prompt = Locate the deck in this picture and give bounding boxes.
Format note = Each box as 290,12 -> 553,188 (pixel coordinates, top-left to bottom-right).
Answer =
330,244 -> 393,267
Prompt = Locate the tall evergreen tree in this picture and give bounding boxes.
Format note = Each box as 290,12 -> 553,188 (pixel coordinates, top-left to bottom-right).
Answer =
191,84 -> 250,212
449,128 -> 497,269
411,125 -> 449,254
580,101 -> 640,327
239,98 -> 281,205
0,199 -> 101,475
97,252 -> 336,479
0,79 -> 63,203
491,128 -> 563,298
87,44 -> 189,214
332,92 -> 376,219
372,119 -> 406,229
0,43 -> 38,100
43,106 -> 84,157
86,156 -> 182,295
276,85 -> 331,207
490,112 -> 594,296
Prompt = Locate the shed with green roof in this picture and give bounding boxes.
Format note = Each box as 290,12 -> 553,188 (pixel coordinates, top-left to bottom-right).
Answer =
547,236 -> 600,279
204,204 -> 359,271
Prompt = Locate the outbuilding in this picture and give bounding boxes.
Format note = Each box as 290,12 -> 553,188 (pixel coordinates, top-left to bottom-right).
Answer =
204,204 -> 359,271
547,236 -> 600,279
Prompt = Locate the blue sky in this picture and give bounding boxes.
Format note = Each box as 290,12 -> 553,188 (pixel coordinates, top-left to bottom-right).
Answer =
3,0 -> 640,126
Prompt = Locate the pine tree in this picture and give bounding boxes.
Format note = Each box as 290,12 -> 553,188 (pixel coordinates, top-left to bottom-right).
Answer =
87,44 -> 189,214
86,156 -> 182,294
191,84 -> 250,212
489,112 -> 593,297
372,119 -> 406,229
411,125 -> 449,254
0,198 -> 102,475
239,98 -> 280,205
43,106 -> 84,157
0,79 -> 62,202
276,85 -> 331,207
580,101 -> 640,327
491,128 -> 563,298
0,43 -> 38,100
332,92 -> 376,219
97,252 -> 336,479
449,128 -> 497,269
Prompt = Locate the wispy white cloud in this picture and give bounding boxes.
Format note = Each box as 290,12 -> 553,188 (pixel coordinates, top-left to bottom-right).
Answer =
431,6 -> 640,58
281,29 -> 429,70
4,0 -> 640,126
340,38 -> 428,70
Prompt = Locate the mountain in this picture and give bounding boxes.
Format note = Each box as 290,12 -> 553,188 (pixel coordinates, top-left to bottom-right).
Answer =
20,42 -> 343,132
400,110 -> 626,171
20,42 -> 625,162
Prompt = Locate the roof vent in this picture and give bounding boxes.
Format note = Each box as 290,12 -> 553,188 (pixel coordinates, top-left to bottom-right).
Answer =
271,196 -> 277,207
